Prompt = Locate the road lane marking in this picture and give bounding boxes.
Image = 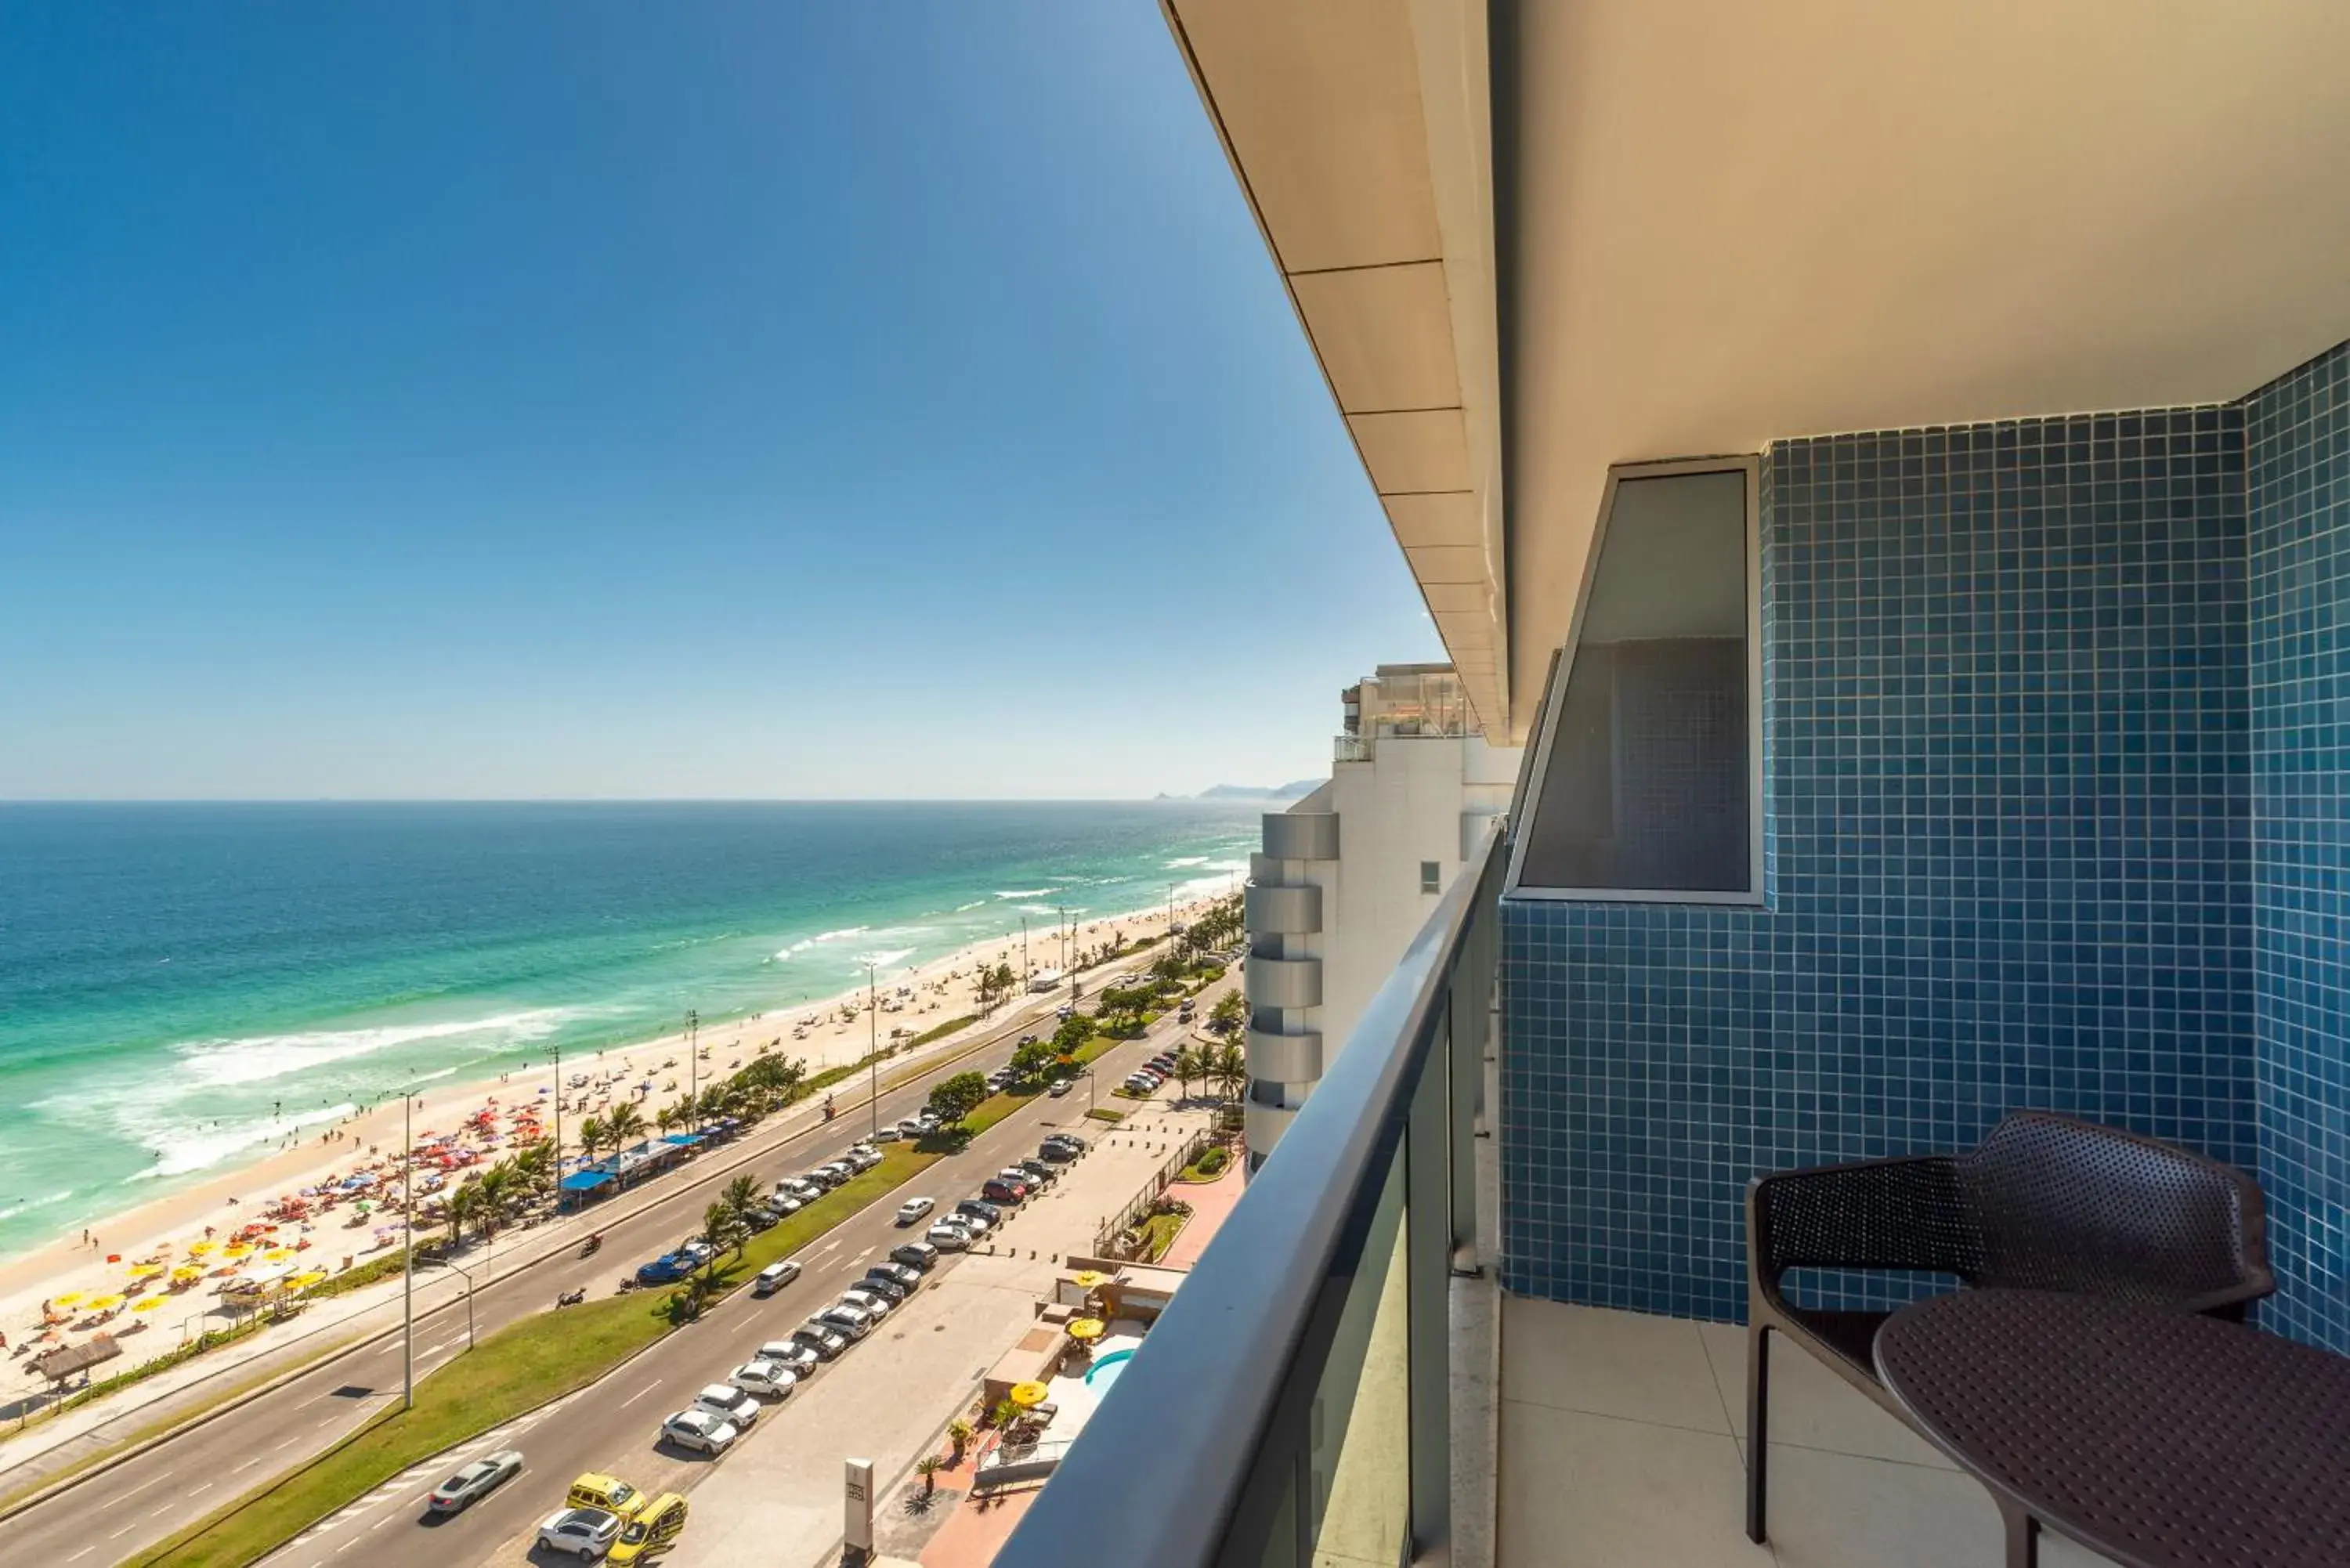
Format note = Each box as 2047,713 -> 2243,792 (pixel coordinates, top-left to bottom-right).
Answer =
66,1551 -> 95,1563
620,1380 -> 662,1408
279,1435 -> 306,1450
109,1523 -> 138,1539
190,1481 -> 215,1495
117,1471 -> 168,1499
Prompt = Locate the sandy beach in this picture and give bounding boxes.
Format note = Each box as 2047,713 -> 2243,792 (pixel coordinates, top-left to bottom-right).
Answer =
0,894 -> 1225,1392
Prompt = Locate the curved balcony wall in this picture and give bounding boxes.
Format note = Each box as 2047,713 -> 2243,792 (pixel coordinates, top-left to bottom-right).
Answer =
1243,1097 -> 1297,1153
1261,811 -> 1340,862
1245,954 -> 1322,1010
1249,852 -> 1280,886
1245,883 -> 1322,935
1246,1026 -> 1323,1083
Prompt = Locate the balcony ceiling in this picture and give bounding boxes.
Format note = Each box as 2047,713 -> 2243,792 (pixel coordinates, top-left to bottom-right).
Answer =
1163,0 -> 2350,742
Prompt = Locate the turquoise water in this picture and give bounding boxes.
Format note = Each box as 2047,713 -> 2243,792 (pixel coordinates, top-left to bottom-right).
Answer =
1085,1346 -> 1136,1389
0,801 -> 1258,1261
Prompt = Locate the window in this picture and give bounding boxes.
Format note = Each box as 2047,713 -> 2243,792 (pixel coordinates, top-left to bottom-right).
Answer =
1419,861 -> 1441,894
1509,458 -> 1760,901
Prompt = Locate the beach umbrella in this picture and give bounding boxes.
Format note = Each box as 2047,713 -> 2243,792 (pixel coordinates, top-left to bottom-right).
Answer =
85,1295 -> 125,1312
128,1263 -> 164,1279
222,1243 -> 251,1259
1009,1381 -> 1050,1407
171,1263 -> 203,1279
133,1299 -> 165,1314
262,1248 -> 295,1263
288,1270 -> 329,1290
187,1241 -> 215,1255
51,1292 -> 84,1309
1071,1270 -> 1108,1290
1067,1317 -> 1105,1341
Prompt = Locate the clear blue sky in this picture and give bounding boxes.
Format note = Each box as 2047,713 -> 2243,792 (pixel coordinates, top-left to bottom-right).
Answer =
0,4 -> 1438,800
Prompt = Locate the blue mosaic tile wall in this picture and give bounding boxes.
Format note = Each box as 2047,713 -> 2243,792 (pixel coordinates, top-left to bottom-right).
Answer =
1502,410 -> 2258,1321
2247,341 -> 2350,1353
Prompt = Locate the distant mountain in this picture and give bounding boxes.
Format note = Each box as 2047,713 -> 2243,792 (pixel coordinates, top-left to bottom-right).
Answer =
1192,781 -> 1320,801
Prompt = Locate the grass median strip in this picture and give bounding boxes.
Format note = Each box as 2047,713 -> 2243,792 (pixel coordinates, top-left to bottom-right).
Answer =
126,1140 -> 946,1568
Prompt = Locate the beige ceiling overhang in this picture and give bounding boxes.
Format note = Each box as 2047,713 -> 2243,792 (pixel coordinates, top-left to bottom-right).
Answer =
1165,0 -> 2350,745
1162,0 -> 1509,732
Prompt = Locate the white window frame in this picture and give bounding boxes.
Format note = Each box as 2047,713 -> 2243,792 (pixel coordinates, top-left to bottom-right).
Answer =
1503,453 -> 1765,905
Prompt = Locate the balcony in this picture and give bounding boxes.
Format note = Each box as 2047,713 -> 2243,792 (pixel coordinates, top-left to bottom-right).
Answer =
1242,952 -> 1321,1010
997,828 -> 2155,1568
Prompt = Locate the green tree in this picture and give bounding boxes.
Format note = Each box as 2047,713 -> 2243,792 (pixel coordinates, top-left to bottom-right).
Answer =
916,1454 -> 945,1496
721,1174 -> 763,1240
577,1115 -> 607,1161
1212,1042 -> 1247,1101
926,1071 -> 989,1126
1210,991 -> 1246,1035
443,1181 -> 480,1249
602,1100 -> 647,1147
475,1162 -> 519,1240
1171,1046 -> 1202,1102
703,1198 -> 747,1262
1052,1012 -> 1094,1055
1010,1037 -> 1058,1085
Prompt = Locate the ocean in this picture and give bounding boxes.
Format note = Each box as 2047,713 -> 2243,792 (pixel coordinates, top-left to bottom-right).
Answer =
0,800 -> 1260,1261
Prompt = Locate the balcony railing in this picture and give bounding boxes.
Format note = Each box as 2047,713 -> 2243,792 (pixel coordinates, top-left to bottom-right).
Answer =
1000,825 -> 1503,1568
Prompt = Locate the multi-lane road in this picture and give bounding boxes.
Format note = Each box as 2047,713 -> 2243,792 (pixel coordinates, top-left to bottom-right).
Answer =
12,978 -> 1191,1567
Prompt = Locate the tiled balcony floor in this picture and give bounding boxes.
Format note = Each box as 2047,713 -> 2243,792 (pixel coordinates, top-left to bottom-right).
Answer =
1498,1297 -> 2124,1567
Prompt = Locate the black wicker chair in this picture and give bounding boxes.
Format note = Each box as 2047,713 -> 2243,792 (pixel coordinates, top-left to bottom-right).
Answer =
1743,1111 -> 2272,1545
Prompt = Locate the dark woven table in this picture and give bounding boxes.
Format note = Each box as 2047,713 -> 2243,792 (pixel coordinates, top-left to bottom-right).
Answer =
1875,1289 -> 2350,1568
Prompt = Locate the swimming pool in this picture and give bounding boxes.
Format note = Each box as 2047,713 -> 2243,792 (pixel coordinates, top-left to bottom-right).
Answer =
1084,1346 -> 1137,1393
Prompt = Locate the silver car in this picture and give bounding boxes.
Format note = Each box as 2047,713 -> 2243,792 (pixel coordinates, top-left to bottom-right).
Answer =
661,1408 -> 738,1454
536,1507 -> 622,1559
425,1448 -> 522,1513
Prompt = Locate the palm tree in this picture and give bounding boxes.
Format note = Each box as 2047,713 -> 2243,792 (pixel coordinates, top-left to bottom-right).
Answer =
475,1163 -> 519,1240
655,1102 -> 682,1136
721,1175 -> 762,1240
916,1454 -> 945,1496
512,1138 -> 555,1197
1171,1046 -> 1201,1103
577,1115 -> 607,1161
443,1182 -> 480,1249
1213,1043 -> 1247,1102
603,1100 -> 646,1147
702,1198 -> 747,1261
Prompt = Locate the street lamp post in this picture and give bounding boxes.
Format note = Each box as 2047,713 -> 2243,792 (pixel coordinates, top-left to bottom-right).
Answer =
686,1010 -> 700,1136
866,962 -> 880,1139
402,1089 -> 414,1411
425,1257 -> 479,1350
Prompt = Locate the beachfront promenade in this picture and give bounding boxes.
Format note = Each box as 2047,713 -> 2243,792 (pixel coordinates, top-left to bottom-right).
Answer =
0,977 -> 1109,1565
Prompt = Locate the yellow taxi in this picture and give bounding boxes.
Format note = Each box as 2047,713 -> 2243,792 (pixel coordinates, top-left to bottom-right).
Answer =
565,1473 -> 653,1526
606,1493 -> 688,1564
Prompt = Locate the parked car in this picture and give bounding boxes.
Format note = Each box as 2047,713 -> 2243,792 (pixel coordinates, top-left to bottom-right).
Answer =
814,1162 -> 854,1186
867,1259 -> 923,1290
635,1253 -> 695,1286
1048,1133 -> 1087,1151
740,1205 -> 781,1232
1014,1157 -> 1056,1184
817,1302 -> 875,1340
792,1321 -> 849,1360
537,1508 -> 624,1559
925,1222 -> 973,1251
797,1169 -> 839,1191
838,1286 -> 895,1320
955,1198 -> 1004,1227
776,1176 -> 820,1201
425,1449 -> 522,1514
728,1357 -> 800,1398
566,1474 -> 649,1523
997,1167 -> 1040,1190
753,1259 -> 802,1296
895,1195 -> 935,1227
871,1125 -> 901,1142
891,1241 -> 940,1271
692,1383 -> 761,1428
981,1179 -> 1027,1205
660,1410 -> 737,1454
677,1237 -> 717,1263
895,1116 -> 927,1137
844,1145 -> 882,1172
605,1493 -> 689,1566
757,1339 -> 822,1375
1036,1141 -> 1078,1164
854,1271 -> 909,1303
1048,1078 -> 1075,1097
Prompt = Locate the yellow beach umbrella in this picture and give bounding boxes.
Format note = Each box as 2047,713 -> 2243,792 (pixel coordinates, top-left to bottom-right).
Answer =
133,1298 -> 166,1314
222,1243 -> 251,1259
128,1263 -> 164,1279
187,1241 -> 215,1255
1008,1381 -> 1050,1407
1066,1317 -> 1105,1341
51,1292 -> 84,1308
85,1295 -> 125,1312
262,1248 -> 295,1263
288,1270 -> 329,1290
1070,1270 -> 1108,1290
171,1265 -> 204,1281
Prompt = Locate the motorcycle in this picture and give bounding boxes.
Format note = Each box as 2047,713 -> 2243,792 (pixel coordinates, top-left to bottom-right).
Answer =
556,1288 -> 587,1309
580,1233 -> 602,1259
